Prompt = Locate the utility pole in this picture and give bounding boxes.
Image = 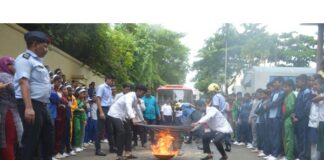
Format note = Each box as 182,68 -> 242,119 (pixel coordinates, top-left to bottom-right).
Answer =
317,24 -> 324,72
224,37 -> 228,94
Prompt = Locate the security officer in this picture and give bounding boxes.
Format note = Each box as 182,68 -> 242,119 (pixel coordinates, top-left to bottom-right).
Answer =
14,31 -> 54,160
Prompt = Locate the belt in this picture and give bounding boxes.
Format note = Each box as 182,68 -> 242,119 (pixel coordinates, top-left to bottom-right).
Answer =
16,99 -> 48,106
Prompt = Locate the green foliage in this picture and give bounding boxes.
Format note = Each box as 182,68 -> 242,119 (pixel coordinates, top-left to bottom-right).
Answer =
19,23 -> 189,89
192,23 -> 316,93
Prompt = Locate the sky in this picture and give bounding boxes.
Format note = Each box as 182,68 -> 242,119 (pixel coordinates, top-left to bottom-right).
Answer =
161,23 -> 319,89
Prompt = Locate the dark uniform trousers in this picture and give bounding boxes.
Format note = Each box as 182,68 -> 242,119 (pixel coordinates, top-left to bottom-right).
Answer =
16,99 -> 54,160
108,116 -> 131,156
202,131 -> 226,157
95,107 -> 115,152
295,118 -> 310,160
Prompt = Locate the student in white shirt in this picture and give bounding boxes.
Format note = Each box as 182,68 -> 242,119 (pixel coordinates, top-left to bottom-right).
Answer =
161,99 -> 173,125
113,84 -> 131,103
107,85 -> 147,160
191,100 -> 233,160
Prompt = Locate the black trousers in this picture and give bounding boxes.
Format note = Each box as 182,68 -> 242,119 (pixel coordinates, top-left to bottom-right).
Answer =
60,115 -> 72,154
202,131 -> 226,157
163,115 -> 173,125
109,116 -> 131,156
142,119 -> 156,144
132,122 -> 145,146
95,107 -> 115,152
16,99 -> 54,160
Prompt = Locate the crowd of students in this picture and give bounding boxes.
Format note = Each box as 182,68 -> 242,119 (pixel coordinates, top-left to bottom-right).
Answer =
224,75 -> 324,160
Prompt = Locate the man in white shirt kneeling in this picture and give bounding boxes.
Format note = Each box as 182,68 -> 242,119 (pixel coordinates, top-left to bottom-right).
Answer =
191,100 -> 233,160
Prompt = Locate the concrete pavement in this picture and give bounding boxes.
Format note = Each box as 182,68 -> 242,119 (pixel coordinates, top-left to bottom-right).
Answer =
64,141 -> 264,160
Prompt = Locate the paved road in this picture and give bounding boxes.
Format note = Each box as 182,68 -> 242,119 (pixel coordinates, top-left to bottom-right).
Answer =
65,142 -> 264,160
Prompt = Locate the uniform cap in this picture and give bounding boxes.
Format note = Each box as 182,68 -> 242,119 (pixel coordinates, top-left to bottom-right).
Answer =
24,31 -> 51,43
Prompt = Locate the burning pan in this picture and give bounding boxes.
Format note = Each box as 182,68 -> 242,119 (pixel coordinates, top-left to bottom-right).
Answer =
153,154 -> 176,160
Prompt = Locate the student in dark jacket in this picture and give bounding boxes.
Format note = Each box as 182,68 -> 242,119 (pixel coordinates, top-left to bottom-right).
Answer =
238,93 -> 252,145
254,89 -> 270,157
264,77 -> 285,160
292,74 -> 312,160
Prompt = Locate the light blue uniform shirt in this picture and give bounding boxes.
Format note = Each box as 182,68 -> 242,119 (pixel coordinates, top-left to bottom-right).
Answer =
96,83 -> 113,107
14,50 -> 51,103
212,93 -> 226,113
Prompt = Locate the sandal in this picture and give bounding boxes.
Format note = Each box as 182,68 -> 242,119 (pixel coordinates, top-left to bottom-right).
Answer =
126,154 -> 138,159
200,155 -> 213,160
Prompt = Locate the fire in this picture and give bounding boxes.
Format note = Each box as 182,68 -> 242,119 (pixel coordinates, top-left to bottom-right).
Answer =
151,131 -> 179,156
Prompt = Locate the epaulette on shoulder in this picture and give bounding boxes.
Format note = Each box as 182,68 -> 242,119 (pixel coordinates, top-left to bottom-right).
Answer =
22,53 -> 30,59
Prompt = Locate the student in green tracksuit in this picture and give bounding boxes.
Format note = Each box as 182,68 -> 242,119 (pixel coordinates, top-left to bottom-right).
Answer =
282,80 -> 296,160
232,92 -> 242,144
73,87 -> 87,152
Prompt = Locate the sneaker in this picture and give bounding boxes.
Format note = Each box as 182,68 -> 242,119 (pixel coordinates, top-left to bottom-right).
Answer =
233,141 -> 239,145
238,142 -> 245,146
267,155 -> 278,160
246,143 -> 253,148
69,150 -> 77,156
258,151 -> 266,157
263,155 -> 271,159
75,147 -> 83,152
55,153 -> 66,159
251,148 -> 259,152
103,139 -> 108,143
52,157 -> 58,160
279,157 -> 287,160
62,153 -> 70,157
83,143 -> 89,147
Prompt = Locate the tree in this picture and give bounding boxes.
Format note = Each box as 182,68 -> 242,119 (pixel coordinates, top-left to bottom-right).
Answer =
20,23 -> 189,89
192,23 -> 316,93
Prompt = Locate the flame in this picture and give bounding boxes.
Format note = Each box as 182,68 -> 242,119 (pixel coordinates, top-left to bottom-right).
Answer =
151,131 -> 179,156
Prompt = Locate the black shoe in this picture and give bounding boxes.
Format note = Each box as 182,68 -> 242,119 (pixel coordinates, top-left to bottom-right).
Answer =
219,155 -> 228,160
110,148 -> 118,153
95,151 -> 106,156
197,146 -> 203,150
184,140 -> 192,144
225,145 -> 231,152
126,154 -> 138,159
200,155 -> 213,160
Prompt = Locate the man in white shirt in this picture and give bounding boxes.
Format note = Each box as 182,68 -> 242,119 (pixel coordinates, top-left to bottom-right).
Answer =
161,99 -> 173,125
191,104 -> 232,160
191,83 -> 233,160
113,84 -> 131,103
107,85 -> 147,160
